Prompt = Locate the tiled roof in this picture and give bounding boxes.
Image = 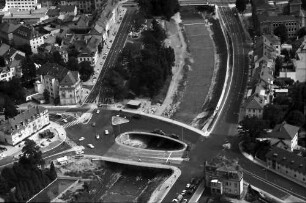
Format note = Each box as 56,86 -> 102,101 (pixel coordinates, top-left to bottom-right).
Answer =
59,5 -> 75,13
0,43 -> 10,56
263,34 -> 280,45
13,25 -> 38,40
0,22 -> 20,34
266,147 -> 306,175
0,106 -> 46,135
47,8 -> 59,17
264,15 -> 298,22
38,62 -> 68,81
244,94 -> 265,109
60,71 -> 79,86
268,122 -> 300,140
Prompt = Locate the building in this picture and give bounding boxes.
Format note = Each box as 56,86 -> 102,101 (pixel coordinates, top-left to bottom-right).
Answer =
0,22 -> 21,45
60,0 -> 93,13
2,8 -> 49,25
266,146 -> 306,185
59,71 -> 82,105
38,62 -> 82,105
58,5 -> 77,17
262,34 -> 281,55
204,156 -> 244,198
292,37 -> 306,82
243,93 -> 265,118
13,25 -> 44,53
0,66 -> 15,81
74,35 -> 101,65
0,106 -> 49,146
4,0 -> 40,11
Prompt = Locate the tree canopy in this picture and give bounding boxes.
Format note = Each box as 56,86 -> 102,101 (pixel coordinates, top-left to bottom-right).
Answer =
274,24 -> 288,43
263,104 -> 287,128
79,61 -> 94,82
21,56 -> 36,86
239,116 -> 268,141
66,56 -> 79,71
236,0 -> 246,13
285,110 -> 305,127
19,139 -> 45,168
137,0 -> 180,21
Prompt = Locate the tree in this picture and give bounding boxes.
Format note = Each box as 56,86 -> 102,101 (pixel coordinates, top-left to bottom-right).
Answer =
274,24 -> 288,43
53,51 -> 65,66
43,89 -> 50,103
236,0 -> 246,13
48,162 -> 57,180
68,45 -> 79,58
263,104 -> 286,128
286,110 -> 305,127
55,36 -> 62,46
21,56 -> 36,85
3,97 -> 18,119
0,56 -> 5,67
297,27 -> 306,39
239,116 -> 268,141
302,0 -> 306,10
132,12 -> 146,32
19,139 -> 45,168
17,44 -> 32,56
79,61 -> 94,82
6,191 -> 18,202
54,96 -> 60,105
66,56 -> 79,71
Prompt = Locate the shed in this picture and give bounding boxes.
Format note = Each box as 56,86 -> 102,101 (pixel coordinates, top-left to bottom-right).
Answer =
126,100 -> 141,109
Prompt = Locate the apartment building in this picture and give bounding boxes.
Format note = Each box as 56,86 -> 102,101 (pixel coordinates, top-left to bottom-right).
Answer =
13,25 -> 44,53
59,71 -> 82,105
60,0 -> 93,13
4,0 -> 39,11
204,156 -> 244,198
266,147 -> 306,185
74,35 -> 101,65
0,106 -> 49,146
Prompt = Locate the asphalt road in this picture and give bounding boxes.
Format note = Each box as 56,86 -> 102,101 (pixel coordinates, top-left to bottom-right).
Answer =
85,8 -> 135,103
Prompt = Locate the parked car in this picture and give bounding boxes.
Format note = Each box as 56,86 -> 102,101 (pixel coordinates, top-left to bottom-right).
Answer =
151,129 -> 165,135
170,134 -> 179,139
96,134 -> 100,139
104,130 -> 109,135
96,109 -> 100,114
132,114 -> 141,119
63,119 -> 68,123
79,137 -> 85,141
87,144 -> 95,149
92,122 -> 96,127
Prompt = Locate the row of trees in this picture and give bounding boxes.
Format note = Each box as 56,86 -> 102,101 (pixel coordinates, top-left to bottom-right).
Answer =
103,19 -> 175,100
0,139 -> 57,202
137,0 -> 180,21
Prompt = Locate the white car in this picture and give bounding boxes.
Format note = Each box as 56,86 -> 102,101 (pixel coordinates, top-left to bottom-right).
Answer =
87,144 -> 95,149
96,109 -> 100,114
96,134 -> 100,139
63,119 -> 68,123
79,137 -> 85,141
104,130 -> 109,135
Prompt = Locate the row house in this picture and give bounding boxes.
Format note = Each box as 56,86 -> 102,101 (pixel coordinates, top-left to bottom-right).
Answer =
266,147 -> 306,185
37,62 -> 82,105
259,122 -> 299,151
0,106 -> 49,146
4,0 -> 40,11
12,25 -> 44,54
204,156 -> 244,198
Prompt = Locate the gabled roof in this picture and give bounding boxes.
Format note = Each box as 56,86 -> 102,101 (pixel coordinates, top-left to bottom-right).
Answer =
0,43 -> 10,56
268,122 -> 300,140
263,34 -> 280,45
266,147 -> 306,174
47,8 -> 60,17
244,94 -> 265,110
13,25 -> 39,40
60,71 -> 79,86
0,22 -> 20,34
38,62 -> 68,82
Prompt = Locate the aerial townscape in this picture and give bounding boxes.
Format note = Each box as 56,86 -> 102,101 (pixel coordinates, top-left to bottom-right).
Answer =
0,0 -> 306,202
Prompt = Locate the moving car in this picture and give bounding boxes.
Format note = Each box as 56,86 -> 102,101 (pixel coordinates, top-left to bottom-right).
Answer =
79,137 -> 85,141
104,130 -> 109,135
87,144 -> 95,149
63,119 -> 68,123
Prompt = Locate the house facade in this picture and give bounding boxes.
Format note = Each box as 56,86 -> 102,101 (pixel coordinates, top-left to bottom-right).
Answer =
266,147 -> 306,185
60,0 -> 93,13
13,25 -> 44,53
204,157 -> 244,198
0,106 -> 49,146
59,71 -> 82,105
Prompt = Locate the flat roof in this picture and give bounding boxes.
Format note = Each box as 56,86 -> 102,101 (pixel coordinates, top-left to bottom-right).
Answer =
127,100 -> 141,106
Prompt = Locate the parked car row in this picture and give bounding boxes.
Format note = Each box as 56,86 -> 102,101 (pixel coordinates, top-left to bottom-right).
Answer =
172,178 -> 202,203
150,129 -> 179,140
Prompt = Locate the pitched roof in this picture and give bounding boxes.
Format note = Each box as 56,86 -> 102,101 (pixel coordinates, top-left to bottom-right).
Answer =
0,106 -> 46,135
60,71 -> 79,86
244,94 -> 265,109
13,25 -> 40,40
266,147 -> 306,175
0,22 -> 20,34
58,5 -> 76,13
268,122 -> 300,140
0,43 -> 10,56
263,34 -> 280,45
38,62 -> 68,81
47,8 -> 60,17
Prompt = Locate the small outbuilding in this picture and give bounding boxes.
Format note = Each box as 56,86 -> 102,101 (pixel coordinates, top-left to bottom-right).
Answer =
126,100 -> 141,109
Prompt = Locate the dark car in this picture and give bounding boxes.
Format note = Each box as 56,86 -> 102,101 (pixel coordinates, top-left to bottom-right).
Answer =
151,129 -> 165,135
132,114 -> 141,119
170,134 -> 179,139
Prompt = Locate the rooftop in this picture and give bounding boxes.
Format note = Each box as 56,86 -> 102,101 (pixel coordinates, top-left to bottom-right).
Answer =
59,71 -> 79,86
244,93 -> 265,109
266,147 -> 306,174
37,62 -> 68,81
267,122 -> 300,140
